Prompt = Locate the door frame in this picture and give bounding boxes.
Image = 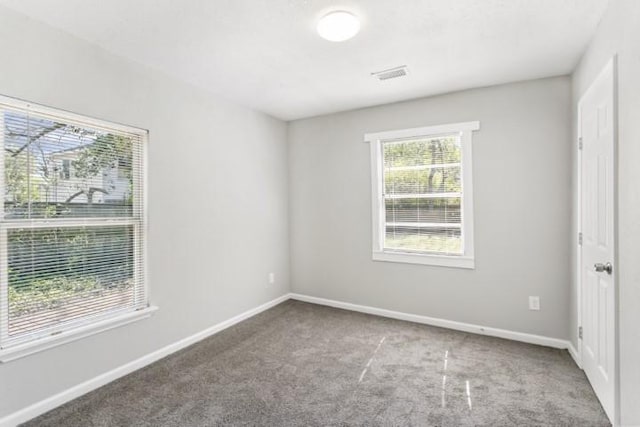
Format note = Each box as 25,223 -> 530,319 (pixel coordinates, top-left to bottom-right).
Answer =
576,55 -> 619,426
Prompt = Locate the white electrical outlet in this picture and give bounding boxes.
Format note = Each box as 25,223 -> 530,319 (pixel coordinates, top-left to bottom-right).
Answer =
529,296 -> 540,311
268,273 -> 275,285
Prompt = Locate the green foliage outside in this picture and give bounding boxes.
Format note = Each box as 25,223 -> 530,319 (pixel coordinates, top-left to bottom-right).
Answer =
9,276 -> 101,317
72,134 -> 132,180
383,137 -> 461,194
385,233 -> 462,254
5,155 -> 42,205
7,224 -> 134,320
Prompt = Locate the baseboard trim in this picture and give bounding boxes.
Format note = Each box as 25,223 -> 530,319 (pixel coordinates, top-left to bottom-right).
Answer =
290,293 -> 570,350
0,293 -> 292,427
567,341 -> 582,368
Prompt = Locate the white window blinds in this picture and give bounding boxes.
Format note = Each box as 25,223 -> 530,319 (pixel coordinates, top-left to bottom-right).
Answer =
382,135 -> 463,254
0,97 -> 147,349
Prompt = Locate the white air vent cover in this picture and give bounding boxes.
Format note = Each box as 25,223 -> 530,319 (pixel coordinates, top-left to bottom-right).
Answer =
372,65 -> 409,81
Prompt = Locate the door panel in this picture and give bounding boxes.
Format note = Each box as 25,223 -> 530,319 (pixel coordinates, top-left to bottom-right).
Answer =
579,58 -> 615,422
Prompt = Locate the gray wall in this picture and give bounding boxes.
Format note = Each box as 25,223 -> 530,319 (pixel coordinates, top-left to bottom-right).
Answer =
571,0 -> 640,424
0,7 -> 289,418
289,76 -> 572,340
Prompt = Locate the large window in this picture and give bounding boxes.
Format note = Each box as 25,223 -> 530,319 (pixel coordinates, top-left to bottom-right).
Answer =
0,96 -> 152,360
366,121 -> 479,268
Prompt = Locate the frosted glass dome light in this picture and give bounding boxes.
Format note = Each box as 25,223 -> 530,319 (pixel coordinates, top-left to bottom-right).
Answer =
317,11 -> 360,42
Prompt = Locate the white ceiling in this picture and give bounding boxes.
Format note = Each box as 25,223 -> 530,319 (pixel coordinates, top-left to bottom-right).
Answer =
0,0 -> 609,121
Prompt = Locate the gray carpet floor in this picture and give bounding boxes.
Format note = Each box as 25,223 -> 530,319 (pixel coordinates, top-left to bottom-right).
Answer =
24,300 -> 610,426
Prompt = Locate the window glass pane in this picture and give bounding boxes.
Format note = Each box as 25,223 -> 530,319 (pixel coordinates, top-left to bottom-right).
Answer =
382,134 -> 463,255
3,110 -> 137,219
385,197 -> 461,224
7,226 -> 136,337
384,166 -> 461,194
383,136 -> 460,167
385,226 -> 462,254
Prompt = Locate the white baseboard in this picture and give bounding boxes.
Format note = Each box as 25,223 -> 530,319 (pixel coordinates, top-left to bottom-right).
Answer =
290,293 -> 571,350
567,341 -> 582,368
0,293 -> 292,427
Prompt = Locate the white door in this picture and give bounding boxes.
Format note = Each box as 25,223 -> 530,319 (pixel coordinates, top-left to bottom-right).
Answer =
579,58 -> 616,422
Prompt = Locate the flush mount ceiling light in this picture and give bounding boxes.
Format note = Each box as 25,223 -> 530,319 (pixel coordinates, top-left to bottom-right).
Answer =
317,11 -> 360,42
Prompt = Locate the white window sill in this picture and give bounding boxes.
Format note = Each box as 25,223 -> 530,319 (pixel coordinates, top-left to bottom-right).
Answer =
0,305 -> 158,363
372,250 -> 475,269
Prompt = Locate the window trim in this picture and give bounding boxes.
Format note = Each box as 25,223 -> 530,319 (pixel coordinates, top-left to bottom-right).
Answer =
0,94 -> 153,361
0,305 -> 158,363
365,121 -> 479,269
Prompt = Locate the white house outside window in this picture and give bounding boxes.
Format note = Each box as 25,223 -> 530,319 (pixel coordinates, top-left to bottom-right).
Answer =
365,121 -> 479,269
0,95 -> 153,361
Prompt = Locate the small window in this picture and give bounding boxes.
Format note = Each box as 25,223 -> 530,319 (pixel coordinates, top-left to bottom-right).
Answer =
0,95 -> 150,358
61,159 -> 71,180
117,157 -> 131,179
365,121 -> 479,268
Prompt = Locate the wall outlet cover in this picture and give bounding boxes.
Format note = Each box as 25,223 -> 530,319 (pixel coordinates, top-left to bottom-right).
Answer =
529,296 -> 540,311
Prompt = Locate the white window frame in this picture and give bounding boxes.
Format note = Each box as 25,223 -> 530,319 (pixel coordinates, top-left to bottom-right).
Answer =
365,121 -> 479,269
0,94 -> 156,362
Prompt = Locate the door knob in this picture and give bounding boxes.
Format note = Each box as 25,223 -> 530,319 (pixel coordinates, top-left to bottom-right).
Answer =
594,262 -> 613,275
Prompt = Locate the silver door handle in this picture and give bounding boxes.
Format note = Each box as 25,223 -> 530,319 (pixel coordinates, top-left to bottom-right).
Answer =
594,262 -> 613,275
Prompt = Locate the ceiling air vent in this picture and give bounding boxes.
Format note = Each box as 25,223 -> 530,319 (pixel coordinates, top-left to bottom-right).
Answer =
371,65 -> 408,81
